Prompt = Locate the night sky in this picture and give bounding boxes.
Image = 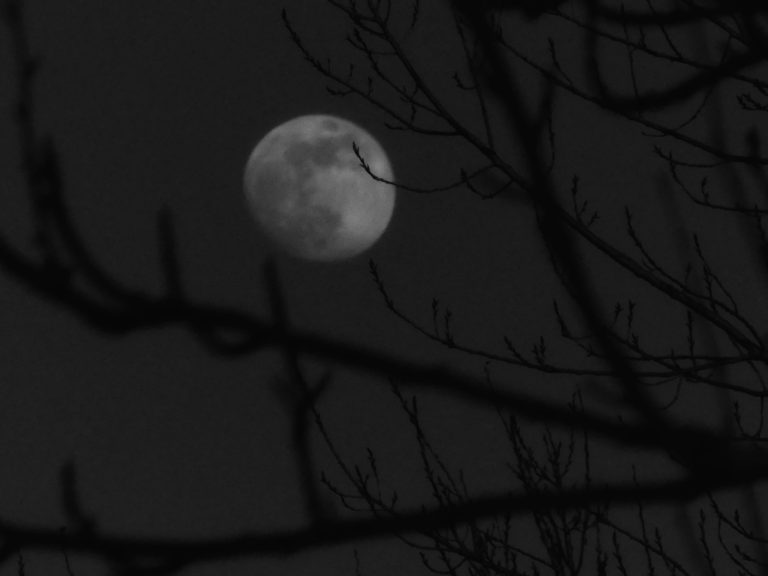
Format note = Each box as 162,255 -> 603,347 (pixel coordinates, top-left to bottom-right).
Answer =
2,1 -> 764,576
0,2 -> 533,574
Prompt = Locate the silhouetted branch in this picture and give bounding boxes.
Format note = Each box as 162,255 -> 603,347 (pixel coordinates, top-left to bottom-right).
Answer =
0,459 -> 764,569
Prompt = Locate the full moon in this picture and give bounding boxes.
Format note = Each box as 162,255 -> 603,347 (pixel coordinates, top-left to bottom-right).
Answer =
243,115 -> 396,261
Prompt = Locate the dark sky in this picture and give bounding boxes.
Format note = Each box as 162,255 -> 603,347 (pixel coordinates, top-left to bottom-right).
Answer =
4,1 -> 762,575
0,2 -> 556,575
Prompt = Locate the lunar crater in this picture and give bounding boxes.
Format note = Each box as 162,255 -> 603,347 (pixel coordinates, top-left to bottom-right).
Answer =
284,137 -> 345,169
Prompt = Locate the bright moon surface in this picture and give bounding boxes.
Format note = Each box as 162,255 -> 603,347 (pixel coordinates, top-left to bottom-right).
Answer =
243,115 -> 396,261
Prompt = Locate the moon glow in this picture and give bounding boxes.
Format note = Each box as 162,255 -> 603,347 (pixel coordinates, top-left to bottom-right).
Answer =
244,115 -> 396,261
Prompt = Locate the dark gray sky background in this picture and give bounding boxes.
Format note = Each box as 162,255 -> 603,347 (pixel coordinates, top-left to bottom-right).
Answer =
3,1 -> 758,575
0,2 -> 548,574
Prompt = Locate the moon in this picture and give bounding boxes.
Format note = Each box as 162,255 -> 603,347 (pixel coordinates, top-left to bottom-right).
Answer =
243,115 -> 396,261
